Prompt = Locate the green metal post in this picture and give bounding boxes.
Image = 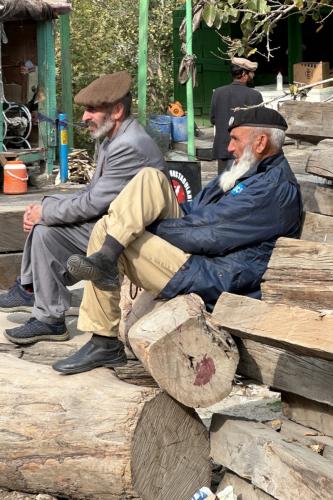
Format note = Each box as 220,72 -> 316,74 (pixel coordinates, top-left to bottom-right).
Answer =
37,20 -> 57,174
186,0 -> 195,158
60,13 -> 74,150
0,23 -> 4,152
138,0 -> 149,126
288,16 -> 303,83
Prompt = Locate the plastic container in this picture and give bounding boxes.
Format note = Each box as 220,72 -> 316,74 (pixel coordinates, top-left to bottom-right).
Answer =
3,160 -> 28,194
146,115 -> 172,153
276,71 -> 283,91
171,115 -> 188,142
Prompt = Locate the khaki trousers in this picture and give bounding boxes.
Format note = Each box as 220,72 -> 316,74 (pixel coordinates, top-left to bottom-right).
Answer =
78,168 -> 191,336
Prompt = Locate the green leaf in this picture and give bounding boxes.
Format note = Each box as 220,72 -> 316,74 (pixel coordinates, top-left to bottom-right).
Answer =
203,3 -> 218,27
246,47 -> 258,57
214,11 -> 223,30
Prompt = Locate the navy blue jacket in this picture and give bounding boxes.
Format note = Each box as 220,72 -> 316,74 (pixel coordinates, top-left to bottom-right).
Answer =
150,153 -> 302,311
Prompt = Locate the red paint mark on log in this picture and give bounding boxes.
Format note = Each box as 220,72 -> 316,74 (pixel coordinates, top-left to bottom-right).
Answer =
194,355 -> 216,386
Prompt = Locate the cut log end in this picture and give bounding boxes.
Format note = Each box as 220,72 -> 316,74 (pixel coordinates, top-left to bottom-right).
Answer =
132,392 -> 211,499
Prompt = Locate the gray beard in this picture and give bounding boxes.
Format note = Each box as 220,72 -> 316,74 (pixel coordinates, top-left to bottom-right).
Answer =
91,117 -> 115,139
219,146 -> 257,192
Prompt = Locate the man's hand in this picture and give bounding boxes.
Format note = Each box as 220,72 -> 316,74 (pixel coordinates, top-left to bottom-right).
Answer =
23,204 -> 42,233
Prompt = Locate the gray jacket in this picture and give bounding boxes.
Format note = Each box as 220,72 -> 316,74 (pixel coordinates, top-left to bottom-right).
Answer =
41,117 -> 166,226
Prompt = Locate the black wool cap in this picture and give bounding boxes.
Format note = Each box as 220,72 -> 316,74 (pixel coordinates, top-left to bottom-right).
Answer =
228,106 -> 288,132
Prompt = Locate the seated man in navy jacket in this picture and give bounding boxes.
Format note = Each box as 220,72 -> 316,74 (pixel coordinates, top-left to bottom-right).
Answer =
12,107 -> 303,374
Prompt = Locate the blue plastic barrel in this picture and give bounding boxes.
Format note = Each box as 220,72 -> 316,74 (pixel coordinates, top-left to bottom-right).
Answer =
171,116 -> 188,142
146,115 -> 172,153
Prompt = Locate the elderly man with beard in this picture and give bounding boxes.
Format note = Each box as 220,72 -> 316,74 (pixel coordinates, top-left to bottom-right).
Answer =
46,106 -> 302,375
2,70 -> 166,344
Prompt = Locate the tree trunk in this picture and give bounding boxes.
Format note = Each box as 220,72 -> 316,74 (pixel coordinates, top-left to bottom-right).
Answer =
128,294 -> 239,408
0,355 -> 211,500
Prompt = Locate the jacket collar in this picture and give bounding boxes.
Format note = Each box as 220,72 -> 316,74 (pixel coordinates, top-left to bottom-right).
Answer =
239,152 -> 283,182
102,116 -> 134,148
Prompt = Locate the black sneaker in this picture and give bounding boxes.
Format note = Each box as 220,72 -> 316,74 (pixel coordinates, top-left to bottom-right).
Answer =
4,318 -> 69,345
0,278 -> 34,313
67,253 -> 119,291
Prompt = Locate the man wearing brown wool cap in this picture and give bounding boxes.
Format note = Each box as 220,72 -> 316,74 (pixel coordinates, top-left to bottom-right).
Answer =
2,70 -> 167,345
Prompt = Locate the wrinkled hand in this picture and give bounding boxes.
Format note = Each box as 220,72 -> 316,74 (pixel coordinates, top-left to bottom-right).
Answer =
23,204 -> 42,233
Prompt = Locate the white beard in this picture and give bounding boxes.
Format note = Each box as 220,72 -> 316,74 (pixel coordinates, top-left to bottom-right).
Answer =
91,117 -> 115,139
219,145 -> 257,192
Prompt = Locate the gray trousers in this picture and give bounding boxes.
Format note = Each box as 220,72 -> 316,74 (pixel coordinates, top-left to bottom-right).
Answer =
21,222 -> 94,324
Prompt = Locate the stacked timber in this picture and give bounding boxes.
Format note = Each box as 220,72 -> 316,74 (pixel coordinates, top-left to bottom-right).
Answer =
210,292 -> 333,499
208,151 -> 333,498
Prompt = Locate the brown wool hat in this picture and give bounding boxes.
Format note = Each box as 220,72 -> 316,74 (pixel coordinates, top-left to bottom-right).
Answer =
231,57 -> 258,72
74,70 -> 132,107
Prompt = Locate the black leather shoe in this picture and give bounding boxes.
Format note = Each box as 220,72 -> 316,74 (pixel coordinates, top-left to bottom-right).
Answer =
67,253 -> 120,291
52,336 -> 127,374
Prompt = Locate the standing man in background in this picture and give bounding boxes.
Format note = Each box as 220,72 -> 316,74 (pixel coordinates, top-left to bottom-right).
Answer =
211,57 -> 263,174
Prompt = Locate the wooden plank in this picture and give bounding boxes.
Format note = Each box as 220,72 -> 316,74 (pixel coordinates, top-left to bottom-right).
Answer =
261,237 -> 333,311
217,471 -> 274,500
236,338 -> 333,406
280,101 -> 333,141
270,418 -> 333,460
0,253 -> 22,289
301,211 -> 333,244
210,415 -> 333,499
212,292 -> 333,360
282,393 -> 333,438
306,139 -> 333,180
0,209 -> 26,252
299,180 -> 333,216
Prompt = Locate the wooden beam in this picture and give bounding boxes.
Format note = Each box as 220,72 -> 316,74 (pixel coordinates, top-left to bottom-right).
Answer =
306,139 -> 333,180
261,237 -> 333,311
280,101 -> 333,142
299,180 -> 333,217
217,471 -> 273,500
237,338 -> 333,406
301,211 -> 333,244
282,393 -> 333,438
211,415 -> 333,499
212,292 -> 333,360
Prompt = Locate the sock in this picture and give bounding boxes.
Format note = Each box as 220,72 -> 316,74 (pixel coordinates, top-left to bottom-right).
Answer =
98,235 -> 124,262
92,333 -> 122,348
23,284 -> 34,293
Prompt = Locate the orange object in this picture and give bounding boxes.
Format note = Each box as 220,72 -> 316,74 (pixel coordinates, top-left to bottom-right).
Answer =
3,160 -> 28,194
168,101 -> 185,117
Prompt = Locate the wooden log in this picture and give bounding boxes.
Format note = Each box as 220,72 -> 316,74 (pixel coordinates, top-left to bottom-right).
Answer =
279,101 -> 333,142
210,415 -> 333,499
217,471 -> 274,500
261,237 -> 333,311
128,294 -> 239,408
299,180 -> 333,216
236,338 -> 333,406
0,355 -> 211,500
301,211 -> 333,244
0,253 -> 22,289
282,392 -> 333,438
212,292 -> 333,360
306,139 -> 333,180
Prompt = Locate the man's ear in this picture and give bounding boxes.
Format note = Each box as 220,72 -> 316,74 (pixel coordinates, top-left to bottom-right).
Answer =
111,102 -> 125,121
255,133 -> 269,154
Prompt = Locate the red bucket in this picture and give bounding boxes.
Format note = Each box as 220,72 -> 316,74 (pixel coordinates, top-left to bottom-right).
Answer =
3,160 -> 28,194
